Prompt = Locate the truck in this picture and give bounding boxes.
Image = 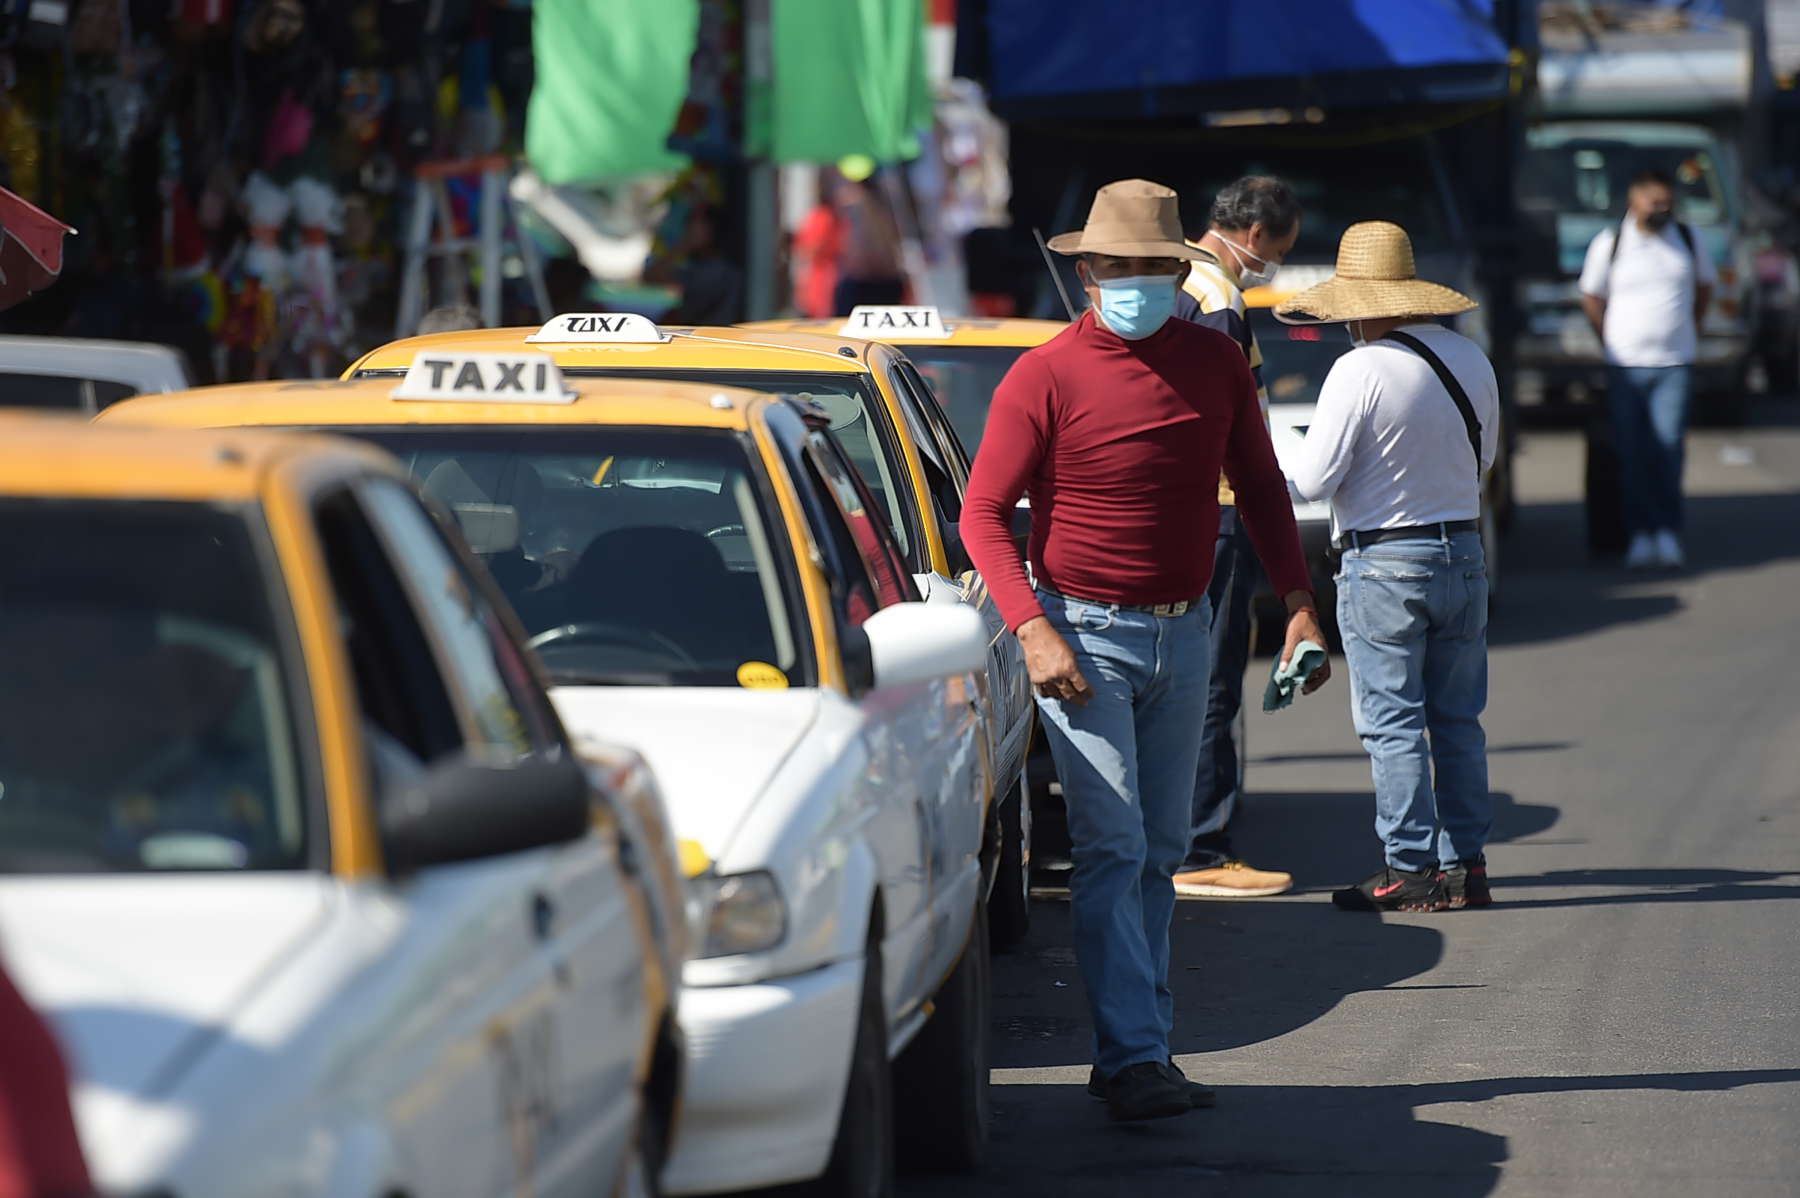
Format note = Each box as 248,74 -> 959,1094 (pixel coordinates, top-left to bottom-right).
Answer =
953,0 -> 1535,597
1515,0 -> 1769,422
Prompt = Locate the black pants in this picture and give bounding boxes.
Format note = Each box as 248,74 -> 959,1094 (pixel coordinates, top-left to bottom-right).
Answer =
1184,506 -> 1260,868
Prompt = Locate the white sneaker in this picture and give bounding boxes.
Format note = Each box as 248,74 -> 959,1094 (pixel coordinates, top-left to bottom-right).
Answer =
1625,533 -> 1658,569
1655,530 -> 1684,569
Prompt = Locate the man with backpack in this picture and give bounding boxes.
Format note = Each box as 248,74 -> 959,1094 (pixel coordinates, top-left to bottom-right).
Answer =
1579,168 -> 1716,570
1278,221 -> 1499,913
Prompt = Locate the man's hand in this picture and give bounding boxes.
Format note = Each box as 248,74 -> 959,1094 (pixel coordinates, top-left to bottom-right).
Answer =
1279,591 -> 1332,695
1017,615 -> 1093,706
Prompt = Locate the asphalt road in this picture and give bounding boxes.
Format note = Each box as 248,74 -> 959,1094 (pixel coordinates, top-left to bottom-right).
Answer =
903,409 -> 1800,1197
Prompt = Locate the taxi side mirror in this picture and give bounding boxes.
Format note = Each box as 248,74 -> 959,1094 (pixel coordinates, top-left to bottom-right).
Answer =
861,602 -> 987,692
381,751 -> 592,873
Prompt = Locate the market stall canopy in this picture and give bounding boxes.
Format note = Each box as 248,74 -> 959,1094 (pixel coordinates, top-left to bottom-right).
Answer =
525,0 -> 700,184
753,0 -> 933,165
956,0 -> 1521,119
0,187 -> 74,312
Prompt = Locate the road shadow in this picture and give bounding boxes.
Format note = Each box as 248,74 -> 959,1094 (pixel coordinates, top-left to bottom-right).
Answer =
1487,866 -> 1800,911
910,1067 -> 1800,1197
1489,484 -> 1800,647
1230,790 -> 1561,895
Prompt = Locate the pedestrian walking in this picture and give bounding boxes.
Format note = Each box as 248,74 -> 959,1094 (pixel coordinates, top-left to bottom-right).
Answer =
1278,221 -> 1499,914
1579,167 -> 1716,570
1171,175 -> 1303,899
962,179 -> 1327,1123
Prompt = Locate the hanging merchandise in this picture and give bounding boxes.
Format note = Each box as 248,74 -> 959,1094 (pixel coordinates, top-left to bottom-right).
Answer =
339,68 -> 390,147
287,174 -> 346,376
240,170 -> 292,287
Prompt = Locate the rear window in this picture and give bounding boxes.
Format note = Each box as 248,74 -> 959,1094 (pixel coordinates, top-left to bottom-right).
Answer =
0,500 -> 309,872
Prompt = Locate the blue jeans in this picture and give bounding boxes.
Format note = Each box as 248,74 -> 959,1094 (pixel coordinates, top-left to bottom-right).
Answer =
1034,587 -> 1212,1076
1336,531 -> 1490,874
1185,507 -> 1260,868
1606,364 -> 1691,536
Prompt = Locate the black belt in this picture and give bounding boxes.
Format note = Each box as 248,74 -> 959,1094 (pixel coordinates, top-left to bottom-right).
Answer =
1338,519 -> 1479,550
1038,584 -> 1204,618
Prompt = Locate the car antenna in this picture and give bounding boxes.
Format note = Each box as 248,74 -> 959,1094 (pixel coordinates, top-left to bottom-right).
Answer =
1033,227 -> 1078,320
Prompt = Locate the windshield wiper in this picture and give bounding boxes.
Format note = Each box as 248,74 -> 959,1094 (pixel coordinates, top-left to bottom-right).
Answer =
548,670 -> 676,687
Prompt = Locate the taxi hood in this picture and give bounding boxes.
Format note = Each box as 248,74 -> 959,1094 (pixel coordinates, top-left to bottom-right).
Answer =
0,875 -> 332,1113
551,686 -> 822,864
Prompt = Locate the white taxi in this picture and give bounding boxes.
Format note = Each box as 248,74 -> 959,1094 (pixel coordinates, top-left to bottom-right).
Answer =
0,415 -> 681,1197
99,355 -> 1000,1197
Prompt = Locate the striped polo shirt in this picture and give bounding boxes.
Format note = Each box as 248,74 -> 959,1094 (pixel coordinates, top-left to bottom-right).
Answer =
1178,245 -> 1268,506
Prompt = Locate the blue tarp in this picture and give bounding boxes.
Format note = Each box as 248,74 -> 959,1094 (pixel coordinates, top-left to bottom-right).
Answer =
972,0 -> 1513,110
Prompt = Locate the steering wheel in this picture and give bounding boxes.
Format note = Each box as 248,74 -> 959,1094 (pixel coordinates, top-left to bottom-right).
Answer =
705,523 -> 746,539
528,622 -> 699,668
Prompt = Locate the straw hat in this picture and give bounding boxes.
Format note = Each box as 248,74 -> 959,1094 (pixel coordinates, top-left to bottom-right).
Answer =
1047,179 -> 1205,260
1274,221 -> 1476,324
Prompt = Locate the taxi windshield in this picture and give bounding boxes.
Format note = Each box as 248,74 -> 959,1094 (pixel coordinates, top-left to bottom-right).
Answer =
346,427 -> 806,688
1249,309 -> 1352,409
0,500 -> 308,873
564,369 -> 916,564
903,345 -> 1028,454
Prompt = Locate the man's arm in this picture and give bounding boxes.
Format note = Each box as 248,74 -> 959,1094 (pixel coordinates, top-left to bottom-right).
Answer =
1218,347 -> 1330,690
1289,355 -> 1363,504
1695,283 -> 1712,329
1581,292 -> 1608,342
1578,230 -> 1612,342
963,356 -> 1093,705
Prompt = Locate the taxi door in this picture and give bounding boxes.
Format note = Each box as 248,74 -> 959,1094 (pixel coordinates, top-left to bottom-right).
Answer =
322,477 -> 652,1198
888,358 -> 1033,792
797,429 -> 984,1017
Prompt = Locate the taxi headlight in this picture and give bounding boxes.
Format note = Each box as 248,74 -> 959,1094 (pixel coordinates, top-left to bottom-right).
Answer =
692,871 -> 787,958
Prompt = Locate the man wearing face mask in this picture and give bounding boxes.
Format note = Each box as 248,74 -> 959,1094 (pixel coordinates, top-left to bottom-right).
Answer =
1169,175 -> 1302,900
1579,167 -> 1715,570
963,179 -> 1326,1123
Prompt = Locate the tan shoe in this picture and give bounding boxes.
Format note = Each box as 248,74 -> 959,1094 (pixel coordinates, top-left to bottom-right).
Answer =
1172,860 -> 1292,898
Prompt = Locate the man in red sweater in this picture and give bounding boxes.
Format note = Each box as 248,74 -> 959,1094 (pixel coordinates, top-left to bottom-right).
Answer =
963,179 -> 1328,1122
0,959 -> 91,1197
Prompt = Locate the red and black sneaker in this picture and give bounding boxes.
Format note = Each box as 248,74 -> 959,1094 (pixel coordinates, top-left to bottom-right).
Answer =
1440,863 -> 1492,909
1332,865 -> 1447,912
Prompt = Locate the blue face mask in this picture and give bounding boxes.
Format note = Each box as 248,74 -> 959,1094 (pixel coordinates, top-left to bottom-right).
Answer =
1093,273 -> 1179,340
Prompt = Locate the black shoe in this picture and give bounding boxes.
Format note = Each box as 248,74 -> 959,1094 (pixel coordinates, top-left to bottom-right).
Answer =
1332,865 -> 1447,912
1440,862 -> 1492,909
1103,1061 -> 1194,1122
1087,1060 -> 1215,1108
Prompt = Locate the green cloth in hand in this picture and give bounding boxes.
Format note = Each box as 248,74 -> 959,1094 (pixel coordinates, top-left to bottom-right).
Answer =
1263,640 -> 1327,712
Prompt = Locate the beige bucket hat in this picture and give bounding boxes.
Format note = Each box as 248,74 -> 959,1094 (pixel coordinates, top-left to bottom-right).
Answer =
1047,179 -> 1206,260
1275,221 -> 1476,324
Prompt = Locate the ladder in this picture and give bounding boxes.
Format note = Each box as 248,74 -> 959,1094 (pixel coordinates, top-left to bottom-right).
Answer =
395,156 -> 553,337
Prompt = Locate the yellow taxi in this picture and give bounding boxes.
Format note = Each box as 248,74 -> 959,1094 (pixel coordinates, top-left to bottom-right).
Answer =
345,313 -> 1039,950
98,355 -> 998,1196
0,415 -> 680,1197
742,306 -> 1066,459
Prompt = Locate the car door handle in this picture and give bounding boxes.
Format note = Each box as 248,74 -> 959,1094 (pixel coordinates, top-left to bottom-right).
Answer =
531,893 -> 555,941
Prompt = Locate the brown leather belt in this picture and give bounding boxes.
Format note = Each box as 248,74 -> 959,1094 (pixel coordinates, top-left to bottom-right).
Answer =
1038,585 -> 1205,618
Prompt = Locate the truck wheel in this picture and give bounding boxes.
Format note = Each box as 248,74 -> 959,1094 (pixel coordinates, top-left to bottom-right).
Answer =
893,903 -> 992,1172
805,936 -> 893,1198
989,771 -> 1031,952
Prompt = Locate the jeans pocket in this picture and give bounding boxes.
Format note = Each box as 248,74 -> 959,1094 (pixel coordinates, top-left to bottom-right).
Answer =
1347,566 -> 1431,644
1456,568 -> 1490,640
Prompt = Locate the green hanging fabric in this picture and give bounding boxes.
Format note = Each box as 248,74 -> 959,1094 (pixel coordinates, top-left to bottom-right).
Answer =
526,0 -> 702,184
765,0 -> 932,165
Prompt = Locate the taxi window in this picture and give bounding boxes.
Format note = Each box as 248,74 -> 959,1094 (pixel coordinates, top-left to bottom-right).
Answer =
566,368 -> 924,572
901,345 -> 1030,455
358,478 -> 548,758
346,427 -> 808,689
805,430 -> 914,613
0,372 -> 88,411
0,499 -> 309,873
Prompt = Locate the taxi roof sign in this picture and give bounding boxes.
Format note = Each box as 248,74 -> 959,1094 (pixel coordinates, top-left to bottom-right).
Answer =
393,352 -> 576,404
526,312 -> 671,344
838,305 -> 951,339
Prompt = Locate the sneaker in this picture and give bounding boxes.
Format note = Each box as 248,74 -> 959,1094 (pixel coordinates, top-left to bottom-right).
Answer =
1654,530 -> 1684,569
1440,862 -> 1493,909
1173,860 -> 1293,898
1332,865 -> 1447,913
1103,1061 -> 1195,1123
1625,533 -> 1658,570
1087,1060 -> 1216,1108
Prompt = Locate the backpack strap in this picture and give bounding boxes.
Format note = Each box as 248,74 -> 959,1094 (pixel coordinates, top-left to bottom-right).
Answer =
1381,330 -> 1483,484
1607,218 -> 1698,268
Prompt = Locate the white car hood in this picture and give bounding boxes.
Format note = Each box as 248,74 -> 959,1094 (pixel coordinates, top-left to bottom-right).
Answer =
552,686 -> 821,862
0,875 -> 333,1101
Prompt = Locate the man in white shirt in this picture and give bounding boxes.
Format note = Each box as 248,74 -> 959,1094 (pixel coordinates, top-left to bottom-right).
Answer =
1279,221 -> 1499,914
1578,168 -> 1716,569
